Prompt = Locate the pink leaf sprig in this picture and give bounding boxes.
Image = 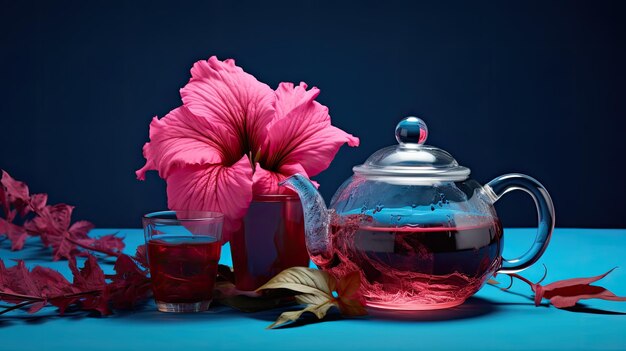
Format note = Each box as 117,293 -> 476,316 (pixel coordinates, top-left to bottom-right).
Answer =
0,171 -> 151,316
136,56 -> 359,239
0,170 -> 124,260
0,251 -> 151,316
495,267 -> 626,309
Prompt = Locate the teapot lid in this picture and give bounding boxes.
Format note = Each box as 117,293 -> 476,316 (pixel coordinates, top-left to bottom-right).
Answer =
352,117 -> 470,181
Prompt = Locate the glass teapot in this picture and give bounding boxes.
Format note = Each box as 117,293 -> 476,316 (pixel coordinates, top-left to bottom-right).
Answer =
282,117 -> 555,310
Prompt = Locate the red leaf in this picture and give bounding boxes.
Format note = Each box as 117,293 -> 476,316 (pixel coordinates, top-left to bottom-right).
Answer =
0,218 -> 29,250
548,285 -> 626,308
335,271 -> 367,316
39,204 -> 74,237
0,259 -> 77,311
25,204 -> 73,247
0,260 -> 41,303
68,220 -> 95,239
28,301 -> 48,314
538,268 -> 626,308
73,234 -> 125,258
0,170 -> 31,217
28,193 -> 48,214
24,204 -> 102,260
0,179 -> 9,220
69,255 -> 110,315
91,234 -> 125,253
30,265 -> 79,313
542,268 -> 615,291
30,266 -> 77,298
54,234 -> 77,261
107,254 -> 151,309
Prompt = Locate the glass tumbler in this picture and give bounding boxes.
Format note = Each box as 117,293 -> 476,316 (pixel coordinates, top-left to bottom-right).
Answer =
142,210 -> 224,313
230,193 -> 309,291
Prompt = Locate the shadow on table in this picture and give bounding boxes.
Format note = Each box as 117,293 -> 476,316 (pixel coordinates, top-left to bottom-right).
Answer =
0,240 -> 55,262
0,240 -> 118,265
0,302 -> 246,328
242,296 -> 499,329
0,297 -> 498,329
111,303 -> 247,323
0,308 -> 101,328
365,297 -> 497,322
2,295 -> 624,329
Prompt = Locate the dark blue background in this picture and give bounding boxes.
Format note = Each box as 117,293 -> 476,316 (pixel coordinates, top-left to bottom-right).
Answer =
1,1 -> 624,228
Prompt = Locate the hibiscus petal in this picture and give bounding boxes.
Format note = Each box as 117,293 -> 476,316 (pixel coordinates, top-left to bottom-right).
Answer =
180,56 -> 275,156
166,155 -> 254,241
273,82 -> 320,120
136,106 -> 234,180
261,83 -> 359,177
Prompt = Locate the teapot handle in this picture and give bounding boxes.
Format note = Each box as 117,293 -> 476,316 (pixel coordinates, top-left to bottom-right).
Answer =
483,173 -> 555,273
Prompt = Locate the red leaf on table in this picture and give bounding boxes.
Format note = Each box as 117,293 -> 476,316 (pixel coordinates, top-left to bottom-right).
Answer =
0,260 -> 42,304
0,218 -> 29,250
55,238 -> 76,261
0,259 -> 78,313
30,266 -> 80,313
106,254 -> 151,309
536,268 -> 626,308
91,234 -> 125,253
73,235 -> 125,257
69,255 -> 110,315
0,170 -> 31,217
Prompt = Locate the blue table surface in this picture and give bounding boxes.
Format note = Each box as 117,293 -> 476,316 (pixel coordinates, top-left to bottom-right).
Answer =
1,228 -> 625,351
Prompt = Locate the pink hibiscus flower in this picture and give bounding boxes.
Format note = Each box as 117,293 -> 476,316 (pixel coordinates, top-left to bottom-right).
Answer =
136,57 -> 358,238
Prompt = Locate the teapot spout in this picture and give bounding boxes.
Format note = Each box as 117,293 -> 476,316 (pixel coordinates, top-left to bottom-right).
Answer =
280,174 -> 333,267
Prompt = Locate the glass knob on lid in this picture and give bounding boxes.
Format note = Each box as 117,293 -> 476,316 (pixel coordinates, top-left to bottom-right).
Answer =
395,116 -> 428,145
352,116 -> 471,182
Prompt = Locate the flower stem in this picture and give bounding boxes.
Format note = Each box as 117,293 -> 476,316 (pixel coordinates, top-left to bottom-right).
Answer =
0,292 -> 44,301
0,289 -> 102,303
66,237 -> 120,257
503,273 -> 537,292
0,300 -> 37,315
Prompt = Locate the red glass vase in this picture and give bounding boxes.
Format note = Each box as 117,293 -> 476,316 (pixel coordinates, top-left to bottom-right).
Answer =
230,194 -> 309,291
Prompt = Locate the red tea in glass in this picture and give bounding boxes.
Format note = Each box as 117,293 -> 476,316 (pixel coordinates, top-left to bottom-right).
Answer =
142,211 -> 224,313
230,194 -> 309,291
147,236 -> 221,305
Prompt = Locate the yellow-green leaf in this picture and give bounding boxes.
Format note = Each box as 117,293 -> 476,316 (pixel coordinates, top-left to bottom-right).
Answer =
295,293 -> 330,306
487,279 -> 500,285
257,267 -> 335,299
267,301 -> 336,329
259,267 -> 368,328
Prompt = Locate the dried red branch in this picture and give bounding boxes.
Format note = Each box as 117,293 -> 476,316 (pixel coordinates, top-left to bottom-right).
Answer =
498,267 -> 626,309
1,170 -> 124,259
